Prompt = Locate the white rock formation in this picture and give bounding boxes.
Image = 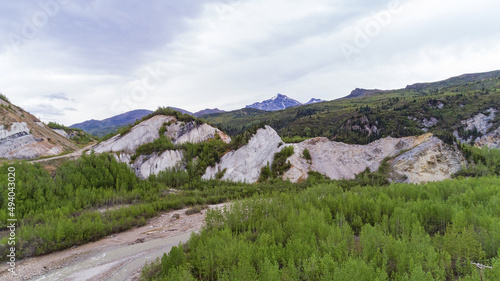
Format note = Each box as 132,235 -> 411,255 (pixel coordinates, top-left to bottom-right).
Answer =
0,122 -> 63,159
94,116 -> 231,156
462,108 -> 495,134
203,126 -> 283,183
453,108 -> 500,148
475,127 -> 500,148
174,123 -> 231,144
94,115 -> 176,154
283,134 -> 434,182
0,122 -> 30,139
390,137 -> 465,183
54,129 -> 69,138
131,150 -> 184,179
422,117 -> 438,128
95,115 -> 229,178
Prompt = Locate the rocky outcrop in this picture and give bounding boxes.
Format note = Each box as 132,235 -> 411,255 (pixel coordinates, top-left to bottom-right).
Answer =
53,129 -> 69,138
203,126 -> 283,183
283,133 -> 435,183
131,150 -> 184,179
96,115 -> 229,178
0,122 -> 63,159
202,126 -> 464,184
0,122 -> 30,139
390,137 -> 465,183
95,115 -> 231,155
453,108 -> 500,148
422,117 -> 438,128
462,108 -> 495,134
170,123 -> 230,144
94,115 -> 175,154
475,127 -> 500,148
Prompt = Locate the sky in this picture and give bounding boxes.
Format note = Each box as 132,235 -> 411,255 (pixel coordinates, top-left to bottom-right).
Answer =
1,0 -> 500,126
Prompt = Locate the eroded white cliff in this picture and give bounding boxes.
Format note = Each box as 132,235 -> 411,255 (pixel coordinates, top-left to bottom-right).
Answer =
203,126 -> 283,183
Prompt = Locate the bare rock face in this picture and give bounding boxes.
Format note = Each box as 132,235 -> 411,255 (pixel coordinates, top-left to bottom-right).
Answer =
95,115 -> 228,178
131,150 -> 184,179
0,122 -> 63,159
95,116 -> 231,155
463,108 -> 495,134
53,129 -> 69,138
453,108 -> 500,148
475,127 -> 500,148
390,137 -> 465,183
0,122 -> 30,139
422,117 -> 438,128
283,134 -> 434,182
203,126 -> 283,183
94,115 -> 175,154
174,123 -> 231,144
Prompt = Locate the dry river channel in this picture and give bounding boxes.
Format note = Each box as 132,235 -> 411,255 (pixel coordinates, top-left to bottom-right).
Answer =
0,204 -> 227,281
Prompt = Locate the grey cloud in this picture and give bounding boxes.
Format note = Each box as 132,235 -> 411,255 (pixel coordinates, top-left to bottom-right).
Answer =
26,104 -> 65,116
40,0 -> 224,73
45,92 -> 69,100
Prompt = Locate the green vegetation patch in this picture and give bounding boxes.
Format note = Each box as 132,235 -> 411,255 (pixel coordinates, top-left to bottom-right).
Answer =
47,122 -> 95,145
0,93 -> 10,103
143,176 -> 500,280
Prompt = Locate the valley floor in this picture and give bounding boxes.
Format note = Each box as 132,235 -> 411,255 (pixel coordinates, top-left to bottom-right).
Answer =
0,203 -> 227,281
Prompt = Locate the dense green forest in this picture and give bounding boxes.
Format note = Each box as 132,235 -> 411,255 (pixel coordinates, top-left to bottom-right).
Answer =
0,153 -> 320,260
142,176 -> 500,281
203,72 -> 500,145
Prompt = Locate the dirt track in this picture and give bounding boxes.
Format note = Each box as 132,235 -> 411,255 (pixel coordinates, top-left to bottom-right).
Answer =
29,143 -> 96,164
0,203 -> 227,281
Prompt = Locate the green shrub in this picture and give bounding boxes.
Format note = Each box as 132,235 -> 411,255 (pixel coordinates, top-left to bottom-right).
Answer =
302,148 -> 312,160
271,145 -> 294,178
0,93 -> 9,103
131,136 -> 176,161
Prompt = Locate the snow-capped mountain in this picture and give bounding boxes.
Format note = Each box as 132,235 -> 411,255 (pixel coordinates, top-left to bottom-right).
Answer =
245,94 -> 302,111
305,98 -> 326,104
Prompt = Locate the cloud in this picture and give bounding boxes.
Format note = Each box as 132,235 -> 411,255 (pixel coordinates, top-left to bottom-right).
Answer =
1,0 -> 500,126
25,104 -> 65,117
45,92 -> 69,101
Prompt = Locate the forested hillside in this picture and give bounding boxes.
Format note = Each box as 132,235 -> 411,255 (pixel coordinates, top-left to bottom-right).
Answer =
203,71 -> 500,145
142,176 -> 500,281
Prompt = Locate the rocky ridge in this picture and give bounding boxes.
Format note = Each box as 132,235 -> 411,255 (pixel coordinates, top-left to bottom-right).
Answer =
91,115 -> 491,184
0,99 -> 77,159
93,115 -> 230,178
282,133 -> 464,183
202,127 -> 464,184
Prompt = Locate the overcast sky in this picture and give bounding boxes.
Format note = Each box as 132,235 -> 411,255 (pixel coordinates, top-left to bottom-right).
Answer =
1,0 -> 500,125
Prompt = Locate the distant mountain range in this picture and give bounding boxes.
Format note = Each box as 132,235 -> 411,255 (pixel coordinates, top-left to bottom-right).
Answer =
245,94 -> 325,111
71,95 -> 323,137
70,107 -> 229,137
71,109 -> 154,137
305,98 -> 326,104
193,108 -> 225,117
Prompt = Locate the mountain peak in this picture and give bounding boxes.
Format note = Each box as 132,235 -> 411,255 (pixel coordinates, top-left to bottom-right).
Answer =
305,98 -> 326,104
246,94 -> 302,111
